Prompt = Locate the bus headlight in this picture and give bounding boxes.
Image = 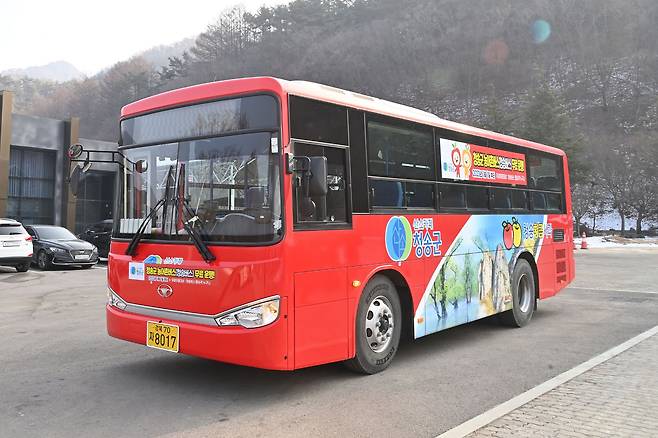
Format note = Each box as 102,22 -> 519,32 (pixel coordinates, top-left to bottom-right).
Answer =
215,296 -> 280,328
107,287 -> 127,310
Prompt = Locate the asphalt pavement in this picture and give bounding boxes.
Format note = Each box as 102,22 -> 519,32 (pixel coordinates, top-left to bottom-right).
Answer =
1,249 -> 657,438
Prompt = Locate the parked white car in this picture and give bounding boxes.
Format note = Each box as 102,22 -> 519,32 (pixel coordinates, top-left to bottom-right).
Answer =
0,218 -> 33,272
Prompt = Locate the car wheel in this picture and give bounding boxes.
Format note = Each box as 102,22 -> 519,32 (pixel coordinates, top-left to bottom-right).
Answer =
344,275 -> 402,374
37,250 -> 52,271
499,259 -> 536,327
15,262 -> 30,273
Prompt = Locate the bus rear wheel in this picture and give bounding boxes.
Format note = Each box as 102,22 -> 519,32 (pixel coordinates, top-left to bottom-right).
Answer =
499,259 -> 535,327
345,275 -> 401,374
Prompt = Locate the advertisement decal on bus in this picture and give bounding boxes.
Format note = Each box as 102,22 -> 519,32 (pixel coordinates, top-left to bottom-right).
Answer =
413,214 -> 549,338
440,139 -> 527,186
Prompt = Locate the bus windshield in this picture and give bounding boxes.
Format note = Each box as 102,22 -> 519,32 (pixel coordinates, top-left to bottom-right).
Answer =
116,131 -> 282,244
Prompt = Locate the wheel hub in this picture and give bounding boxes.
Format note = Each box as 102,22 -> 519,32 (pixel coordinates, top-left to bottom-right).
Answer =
364,295 -> 394,353
518,273 -> 532,313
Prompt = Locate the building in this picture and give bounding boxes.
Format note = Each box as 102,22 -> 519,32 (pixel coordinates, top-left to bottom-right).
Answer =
0,90 -> 117,233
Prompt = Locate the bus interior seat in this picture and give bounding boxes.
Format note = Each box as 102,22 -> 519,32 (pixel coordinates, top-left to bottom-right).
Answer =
245,186 -> 265,211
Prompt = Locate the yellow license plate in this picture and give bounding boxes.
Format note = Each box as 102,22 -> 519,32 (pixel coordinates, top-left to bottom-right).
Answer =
146,321 -> 179,353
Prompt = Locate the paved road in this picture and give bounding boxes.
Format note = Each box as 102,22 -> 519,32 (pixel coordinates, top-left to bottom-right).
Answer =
1,250 -> 658,438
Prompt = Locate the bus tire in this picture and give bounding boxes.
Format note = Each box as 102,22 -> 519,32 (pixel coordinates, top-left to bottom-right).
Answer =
499,259 -> 535,327
345,275 -> 401,374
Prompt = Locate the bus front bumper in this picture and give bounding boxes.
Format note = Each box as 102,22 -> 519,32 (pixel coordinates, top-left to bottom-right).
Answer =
106,302 -> 289,370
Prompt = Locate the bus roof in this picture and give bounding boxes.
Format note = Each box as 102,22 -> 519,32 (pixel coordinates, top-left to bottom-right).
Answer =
121,76 -> 565,157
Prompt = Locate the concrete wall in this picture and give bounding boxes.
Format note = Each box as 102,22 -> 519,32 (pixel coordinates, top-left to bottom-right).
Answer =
0,90 -> 117,231
10,113 -> 71,225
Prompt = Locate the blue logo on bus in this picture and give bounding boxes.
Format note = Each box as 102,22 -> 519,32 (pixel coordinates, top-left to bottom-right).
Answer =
385,216 -> 413,262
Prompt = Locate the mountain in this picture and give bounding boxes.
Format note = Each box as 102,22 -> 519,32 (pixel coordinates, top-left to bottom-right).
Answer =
2,61 -> 86,82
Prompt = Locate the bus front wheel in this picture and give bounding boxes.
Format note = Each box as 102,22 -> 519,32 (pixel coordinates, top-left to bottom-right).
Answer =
345,275 -> 402,374
499,259 -> 536,327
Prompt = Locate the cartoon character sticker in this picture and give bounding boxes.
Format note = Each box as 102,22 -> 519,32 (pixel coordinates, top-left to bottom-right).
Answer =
461,145 -> 472,179
451,145 -> 462,177
502,217 -> 523,250
512,218 -> 522,247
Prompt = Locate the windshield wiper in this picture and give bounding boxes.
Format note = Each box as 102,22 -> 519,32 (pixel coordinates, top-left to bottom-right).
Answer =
174,163 -> 216,263
125,165 -> 175,256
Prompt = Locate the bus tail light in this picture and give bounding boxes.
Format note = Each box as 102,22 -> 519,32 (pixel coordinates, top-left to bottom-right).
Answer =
215,296 -> 280,329
107,287 -> 127,310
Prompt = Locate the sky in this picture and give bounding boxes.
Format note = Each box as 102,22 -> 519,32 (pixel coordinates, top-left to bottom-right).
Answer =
0,0 -> 287,75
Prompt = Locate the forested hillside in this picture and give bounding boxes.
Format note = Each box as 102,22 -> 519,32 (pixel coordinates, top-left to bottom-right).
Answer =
2,0 -> 657,233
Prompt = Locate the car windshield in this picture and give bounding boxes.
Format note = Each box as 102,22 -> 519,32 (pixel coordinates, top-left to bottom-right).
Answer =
36,227 -> 77,240
116,131 -> 282,244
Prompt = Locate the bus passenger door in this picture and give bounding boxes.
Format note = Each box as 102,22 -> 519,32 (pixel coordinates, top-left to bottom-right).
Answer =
289,140 -> 352,368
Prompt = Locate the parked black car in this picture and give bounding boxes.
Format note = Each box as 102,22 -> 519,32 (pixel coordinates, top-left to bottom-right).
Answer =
79,220 -> 112,258
25,225 -> 98,270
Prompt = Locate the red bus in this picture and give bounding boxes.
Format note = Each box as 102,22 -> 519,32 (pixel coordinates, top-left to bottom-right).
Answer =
103,77 -> 574,374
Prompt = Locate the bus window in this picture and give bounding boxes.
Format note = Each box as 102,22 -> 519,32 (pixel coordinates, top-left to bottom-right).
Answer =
406,182 -> 434,208
290,97 -> 348,145
491,188 -> 512,210
545,192 -> 563,212
528,153 -> 562,191
293,143 -> 349,225
439,184 -> 466,209
367,119 -> 434,180
370,180 -> 434,209
511,190 -> 528,210
530,192 -> 547,211
466,186 -> 489,210
370,179 -> 404,208
121,95 -> 278,146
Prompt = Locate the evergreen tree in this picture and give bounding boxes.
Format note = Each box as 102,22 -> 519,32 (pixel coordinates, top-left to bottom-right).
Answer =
481,85 -> 515,134
520,85 -> 588,184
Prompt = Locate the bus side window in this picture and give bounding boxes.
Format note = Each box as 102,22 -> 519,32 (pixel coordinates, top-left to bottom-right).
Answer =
466,186 -> 489,210
439,184 -> 466,209
293,143 -> 349,226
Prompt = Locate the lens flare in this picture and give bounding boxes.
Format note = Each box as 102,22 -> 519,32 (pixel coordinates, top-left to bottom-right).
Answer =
532,19 -> 551,44
483,38 -> 509,65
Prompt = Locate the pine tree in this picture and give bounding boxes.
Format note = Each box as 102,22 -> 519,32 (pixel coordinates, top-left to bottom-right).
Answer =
520,85 -> 588,183
481,86 -> 514,134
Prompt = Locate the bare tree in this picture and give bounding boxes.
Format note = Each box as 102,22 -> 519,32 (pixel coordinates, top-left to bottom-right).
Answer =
572,182 -> 597,235
598,144 -> 636,236
628,145 -> 658,234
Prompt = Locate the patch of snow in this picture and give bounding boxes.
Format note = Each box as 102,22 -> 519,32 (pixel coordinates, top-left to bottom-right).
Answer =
581,212 -> 658,231
573,235 -> 658,249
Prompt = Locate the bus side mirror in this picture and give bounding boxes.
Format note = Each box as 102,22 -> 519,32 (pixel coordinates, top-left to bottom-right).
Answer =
135,159 -> 148,173
68,143 -> 84,160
